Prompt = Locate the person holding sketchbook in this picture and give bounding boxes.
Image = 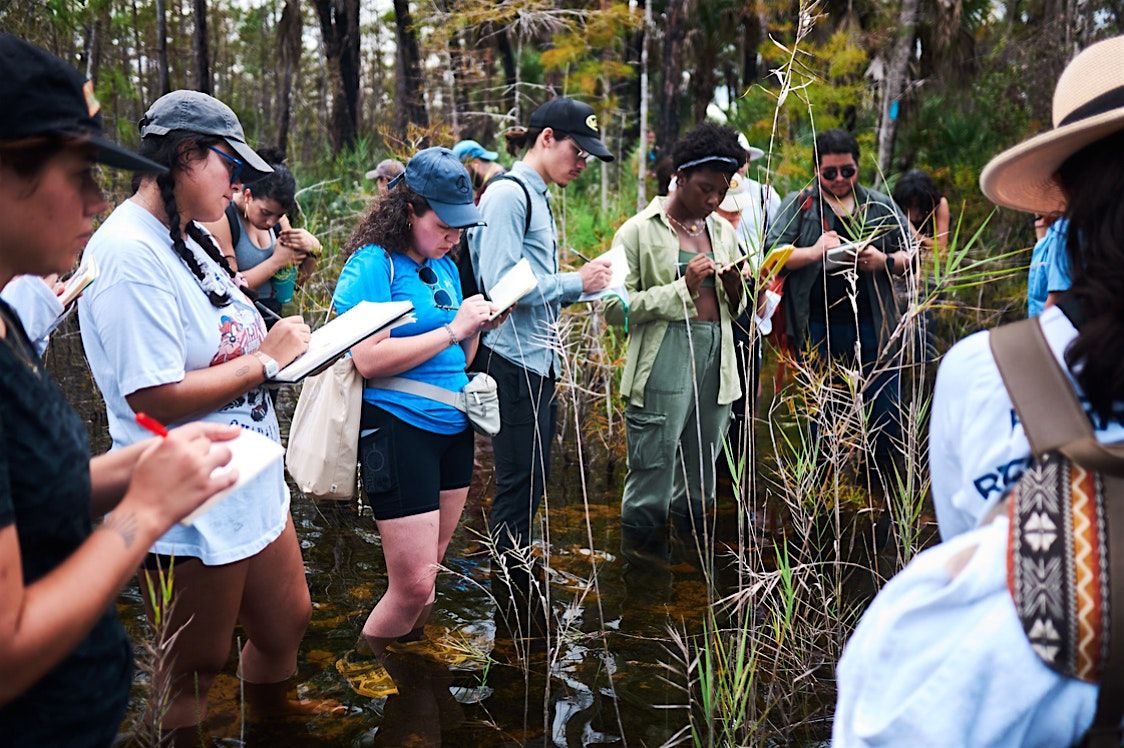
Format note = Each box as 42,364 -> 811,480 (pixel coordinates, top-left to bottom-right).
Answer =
466,97 -> 614,584
332,147 -> 503,661
0,36 -> 243,744
603,123 -> 748,562
79,90 -> 318,740
766,128 -> 911,482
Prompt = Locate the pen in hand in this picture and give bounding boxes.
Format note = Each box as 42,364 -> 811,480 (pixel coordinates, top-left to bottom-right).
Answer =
135,412 -> 168,438
254,300 -> 283,322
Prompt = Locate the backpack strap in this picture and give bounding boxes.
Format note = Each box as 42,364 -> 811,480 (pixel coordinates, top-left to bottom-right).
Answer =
990,319 -> 1124,474
490,174 -> 532,234
225,202 -> 242,247
1088,472 -> 1124,747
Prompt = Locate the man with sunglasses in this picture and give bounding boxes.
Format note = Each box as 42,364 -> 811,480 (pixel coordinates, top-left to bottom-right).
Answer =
766,128 -> 912,486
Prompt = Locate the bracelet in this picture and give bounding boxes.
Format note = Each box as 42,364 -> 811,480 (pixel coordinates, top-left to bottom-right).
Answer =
442,323 -> 460,346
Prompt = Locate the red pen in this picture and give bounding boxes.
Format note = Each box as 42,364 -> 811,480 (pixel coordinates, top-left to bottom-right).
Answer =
135,412 -> 169,438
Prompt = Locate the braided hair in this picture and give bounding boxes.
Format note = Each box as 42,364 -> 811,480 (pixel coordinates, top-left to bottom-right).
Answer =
138,131 -> 238,307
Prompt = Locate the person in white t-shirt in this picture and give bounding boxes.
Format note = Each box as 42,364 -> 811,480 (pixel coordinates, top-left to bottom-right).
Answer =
79,91 -> 316,739
834,35 -> 1124,745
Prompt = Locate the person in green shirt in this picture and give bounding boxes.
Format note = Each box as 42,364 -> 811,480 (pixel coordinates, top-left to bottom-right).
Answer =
605,123 -> 749,562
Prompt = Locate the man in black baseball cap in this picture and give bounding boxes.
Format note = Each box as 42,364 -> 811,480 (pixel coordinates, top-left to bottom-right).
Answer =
0,33 -> 164,173
529,97 -> 614,162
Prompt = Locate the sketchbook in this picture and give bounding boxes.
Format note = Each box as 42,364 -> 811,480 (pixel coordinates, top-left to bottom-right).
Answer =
180,428 -> 285,526
59,254 -> 98,308
269,300 -> 415,384
486,258 -> 539,320
577,245 -> 630,303
823,241 -> 869,272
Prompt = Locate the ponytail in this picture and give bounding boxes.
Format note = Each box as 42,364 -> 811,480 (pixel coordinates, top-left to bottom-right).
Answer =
1057,130 -> 1124,421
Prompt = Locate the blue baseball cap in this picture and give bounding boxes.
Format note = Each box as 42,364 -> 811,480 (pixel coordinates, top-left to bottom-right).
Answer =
389,147 -> 485,229
452,139 -> 499,162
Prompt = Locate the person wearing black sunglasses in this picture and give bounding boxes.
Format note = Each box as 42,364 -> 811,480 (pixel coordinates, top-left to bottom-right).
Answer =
765,127 -> 912,491
333,147 -> 507,664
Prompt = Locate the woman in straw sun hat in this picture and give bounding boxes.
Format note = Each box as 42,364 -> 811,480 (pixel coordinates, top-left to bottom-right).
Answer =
833,35 -> 1124,746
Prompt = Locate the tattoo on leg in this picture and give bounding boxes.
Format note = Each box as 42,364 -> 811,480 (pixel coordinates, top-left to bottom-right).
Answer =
101,511 -> 139,549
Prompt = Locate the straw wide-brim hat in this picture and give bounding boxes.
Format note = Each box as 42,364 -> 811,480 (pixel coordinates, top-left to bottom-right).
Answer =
980,34 -> 1124,215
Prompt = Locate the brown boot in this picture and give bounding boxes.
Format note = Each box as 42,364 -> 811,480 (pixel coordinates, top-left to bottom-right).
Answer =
242,677 -> 342,719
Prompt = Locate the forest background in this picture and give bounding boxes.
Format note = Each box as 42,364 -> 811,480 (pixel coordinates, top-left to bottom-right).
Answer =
2,0 -> 1122,743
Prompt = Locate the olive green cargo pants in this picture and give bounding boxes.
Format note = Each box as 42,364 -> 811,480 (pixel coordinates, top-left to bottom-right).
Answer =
621,321 -> 732,545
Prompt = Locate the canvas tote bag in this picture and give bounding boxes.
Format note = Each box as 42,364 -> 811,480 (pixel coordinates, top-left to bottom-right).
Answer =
285,354 -> 364,500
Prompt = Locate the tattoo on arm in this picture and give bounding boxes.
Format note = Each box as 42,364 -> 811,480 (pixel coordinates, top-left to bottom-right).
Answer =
235,365 -> 250,377
101,512 -> 139,549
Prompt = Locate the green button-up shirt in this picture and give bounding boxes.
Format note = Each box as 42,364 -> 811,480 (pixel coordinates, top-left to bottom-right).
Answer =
604,197 -> 745,408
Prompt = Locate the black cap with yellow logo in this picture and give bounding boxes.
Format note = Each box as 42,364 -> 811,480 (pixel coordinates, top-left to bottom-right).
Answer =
529,97 -> 614,162
0,33 -> 165,173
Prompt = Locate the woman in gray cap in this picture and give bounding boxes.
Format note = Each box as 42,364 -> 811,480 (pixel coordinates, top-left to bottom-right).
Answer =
0,35 -> 240,746
333,147 -> 502,662
79,90 -> 316,739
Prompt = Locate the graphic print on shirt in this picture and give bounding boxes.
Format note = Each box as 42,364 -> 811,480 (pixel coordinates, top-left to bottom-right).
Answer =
209,293 -> 272,422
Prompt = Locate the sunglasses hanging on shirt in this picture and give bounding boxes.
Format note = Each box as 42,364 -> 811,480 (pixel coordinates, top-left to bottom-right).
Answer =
417,266 -> 458,311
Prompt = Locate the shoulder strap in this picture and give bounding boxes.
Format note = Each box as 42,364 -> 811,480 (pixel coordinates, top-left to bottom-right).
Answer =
990,319 -> 1124,472
367,376 -> 465,412
1086,473 -> 1124,748
225,202 -> 242,246
491,174 -> 532,234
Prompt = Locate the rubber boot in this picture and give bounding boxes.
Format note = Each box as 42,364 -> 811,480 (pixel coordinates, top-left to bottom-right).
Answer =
242,676 -> 341,719
620,523 -> 671,568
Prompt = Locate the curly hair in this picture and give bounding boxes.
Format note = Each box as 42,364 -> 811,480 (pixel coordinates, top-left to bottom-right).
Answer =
671,122 -> 745,178
136,130 -> 237,307
1058,129 -> 1124,421
344,182 -> 432,256
246,145 -> 297,215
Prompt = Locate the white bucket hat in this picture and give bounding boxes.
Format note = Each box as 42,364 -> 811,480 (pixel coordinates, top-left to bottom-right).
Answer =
980,35 -> 1124,214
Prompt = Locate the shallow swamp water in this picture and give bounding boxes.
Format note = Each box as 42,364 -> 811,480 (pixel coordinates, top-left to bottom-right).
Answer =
47,321 -> 862,747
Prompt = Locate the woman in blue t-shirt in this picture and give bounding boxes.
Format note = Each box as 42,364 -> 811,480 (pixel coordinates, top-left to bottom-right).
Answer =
333,147 -> 503,658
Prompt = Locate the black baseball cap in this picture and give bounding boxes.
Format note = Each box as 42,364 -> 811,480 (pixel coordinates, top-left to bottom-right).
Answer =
0,33 -> 165,173
529,98 -> 614,162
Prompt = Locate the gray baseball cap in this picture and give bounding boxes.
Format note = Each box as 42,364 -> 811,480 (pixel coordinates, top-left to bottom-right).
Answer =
365,158 -> 405,181
389,147 -> 484,229
138,90 -> 272,181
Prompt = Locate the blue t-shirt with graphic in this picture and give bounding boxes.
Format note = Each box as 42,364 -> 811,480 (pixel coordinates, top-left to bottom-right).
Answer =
333,245 -> 469,434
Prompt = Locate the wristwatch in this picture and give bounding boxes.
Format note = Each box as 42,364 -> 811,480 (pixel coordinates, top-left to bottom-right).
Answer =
254,351 -> 280,379
885,253 -> 897,275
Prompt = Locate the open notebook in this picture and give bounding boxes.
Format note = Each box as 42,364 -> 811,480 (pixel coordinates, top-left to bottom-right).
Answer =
180,428 -> 284,526
577,245 -> 630,303
59,254 -> 98,308
270,300 -> 415,384
486,258 -> 539,320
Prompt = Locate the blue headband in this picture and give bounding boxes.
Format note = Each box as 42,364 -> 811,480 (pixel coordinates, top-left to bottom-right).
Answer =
676,155 -> 741,171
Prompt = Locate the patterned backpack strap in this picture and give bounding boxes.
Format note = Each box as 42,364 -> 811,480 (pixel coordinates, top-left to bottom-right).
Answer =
991,319 -> 1124,744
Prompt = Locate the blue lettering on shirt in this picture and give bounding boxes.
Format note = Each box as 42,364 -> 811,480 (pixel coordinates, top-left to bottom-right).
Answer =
972,457 -> 1033,501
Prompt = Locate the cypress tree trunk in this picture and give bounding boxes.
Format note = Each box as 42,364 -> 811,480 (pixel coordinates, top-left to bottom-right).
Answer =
191,0 -> 211,94
393,0 -> 429,133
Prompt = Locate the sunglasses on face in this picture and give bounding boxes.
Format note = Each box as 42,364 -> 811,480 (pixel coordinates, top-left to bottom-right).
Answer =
417,266 -> 458,310
820,165 -> 857,181
567,140 -> 590,161
208,146 -> 245,185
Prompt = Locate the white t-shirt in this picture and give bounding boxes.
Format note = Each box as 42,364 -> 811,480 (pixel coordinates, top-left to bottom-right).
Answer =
737,179 -> 782,259
79,199 -> 288,565
929,305 -> 1124,540
1,275 -> 64,356
833,517 -> 1097,746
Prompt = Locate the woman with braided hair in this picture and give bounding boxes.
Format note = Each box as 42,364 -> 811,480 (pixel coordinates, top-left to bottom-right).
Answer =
79,91 -> 316,742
